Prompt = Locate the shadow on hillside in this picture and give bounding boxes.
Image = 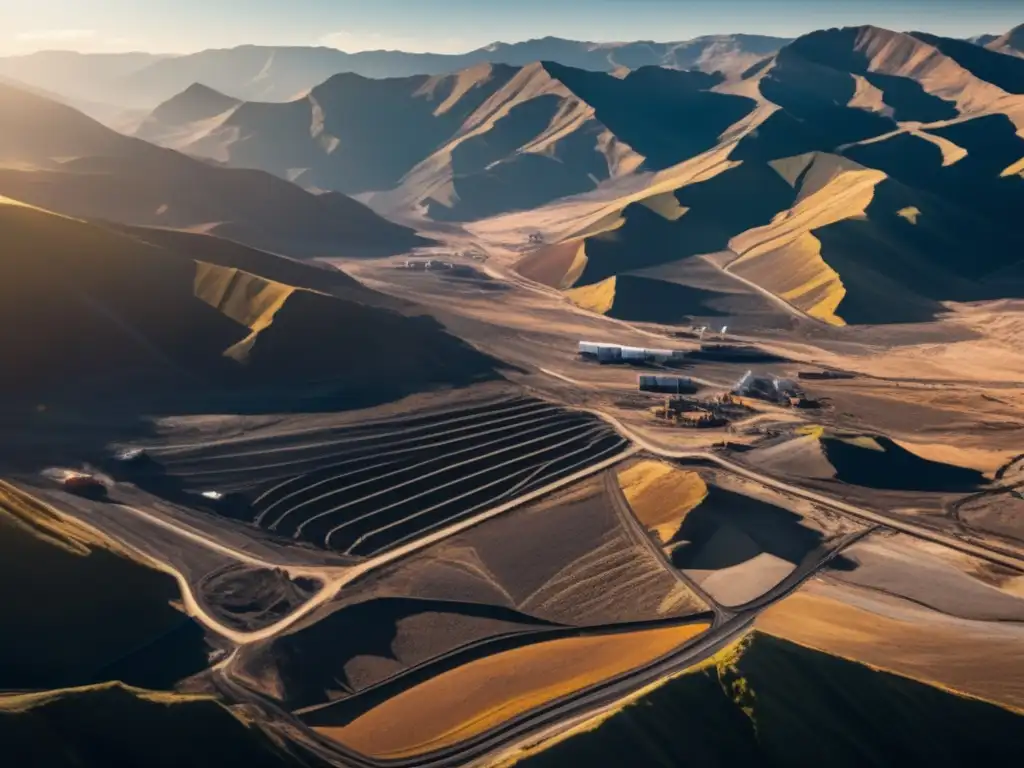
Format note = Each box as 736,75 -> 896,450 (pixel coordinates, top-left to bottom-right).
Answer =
606,276 -> 734,323
912,31 -> 1024,95
841,123 -> 1024,282
0,502 -> 210,692
260,596 -> 558,711
862,72 -> 958,122
453,95 -> 571,175
577,163 -> 798,285
668,486 -> 854,572
304,68 -> 521,193
440,149 -> 612,222
758,46 -> 897,149
546,63 -> 759,169
0,681 -> 313,768
822,437 -> 987,492
514,633 -> 1024,768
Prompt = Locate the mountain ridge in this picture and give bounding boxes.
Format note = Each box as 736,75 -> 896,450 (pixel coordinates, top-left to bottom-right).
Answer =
491,24 -> 1024,326
0,35 -> 791,110
138,59 -> 760,219
986,23 -> 1024,58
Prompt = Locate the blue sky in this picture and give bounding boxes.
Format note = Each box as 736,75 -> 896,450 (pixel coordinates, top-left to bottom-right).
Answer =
2,0 -> 1020,55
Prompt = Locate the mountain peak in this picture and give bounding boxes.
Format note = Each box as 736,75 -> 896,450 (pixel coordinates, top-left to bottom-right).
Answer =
148,81 -> 241,125
179,81 -> 232,99
781,24 -> 938,74
990,22 -> 1024,53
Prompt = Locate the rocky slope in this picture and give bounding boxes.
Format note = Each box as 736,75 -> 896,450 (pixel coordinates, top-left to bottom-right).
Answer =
502,25 -> 1024,325
0,81 -> 427,258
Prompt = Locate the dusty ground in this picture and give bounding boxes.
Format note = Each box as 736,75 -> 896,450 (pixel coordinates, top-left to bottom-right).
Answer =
956,489 -> 1024,546
347,473 -> 707,628
617,460 -> 708,544
315,621 -> 710,759
757,578 -> 1024,712
338,254 -> 1024,484
667,468 -> 866,607
824,531 -> 1024,621
233,469 -> 711,717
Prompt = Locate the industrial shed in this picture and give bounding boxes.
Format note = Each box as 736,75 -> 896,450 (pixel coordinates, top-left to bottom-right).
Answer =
638,375 -> 698,394
578,341 -> 686,365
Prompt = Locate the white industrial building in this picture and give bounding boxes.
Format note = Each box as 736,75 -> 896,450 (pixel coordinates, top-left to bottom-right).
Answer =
578,341 -> 687,365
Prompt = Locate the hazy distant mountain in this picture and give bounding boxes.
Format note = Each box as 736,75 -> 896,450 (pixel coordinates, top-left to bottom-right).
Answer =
137,62 -> 759,219
967,34 -> 999,47
0,80 -> 427,258
134,82 -> 243,146
986,23 -> 1024,58
469,35 -> 786,75
0,35 -> 790,109
0,72 -> 145,129
0,51 -> 167,104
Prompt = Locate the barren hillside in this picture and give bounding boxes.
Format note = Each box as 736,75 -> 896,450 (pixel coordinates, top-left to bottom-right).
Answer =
0,197 -> 498,406
140,62 -> 760,220
0,81 -> 428,258
493,26 -> 1024,325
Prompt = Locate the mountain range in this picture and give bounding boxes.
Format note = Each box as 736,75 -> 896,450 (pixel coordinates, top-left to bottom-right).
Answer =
136,62 -> 764,220
0,35 -> 790,110
0,81 -> 426,258
3,26 -> 1019,117
507,25 -> 1024,327
1,20 -> 1022,339
133,25 -> 1024,222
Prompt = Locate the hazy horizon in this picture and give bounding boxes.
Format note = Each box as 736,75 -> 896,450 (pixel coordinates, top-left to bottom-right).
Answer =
2,0 -> 1020,57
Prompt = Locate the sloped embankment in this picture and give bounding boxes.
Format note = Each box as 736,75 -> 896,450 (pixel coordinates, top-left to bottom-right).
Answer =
0,684 -> 308,768
512,632 -> 1024,767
